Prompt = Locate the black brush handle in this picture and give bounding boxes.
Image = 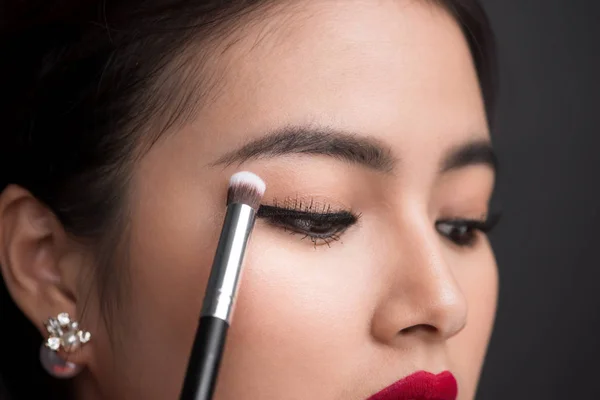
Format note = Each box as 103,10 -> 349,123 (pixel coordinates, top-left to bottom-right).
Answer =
179,316 -> 229,400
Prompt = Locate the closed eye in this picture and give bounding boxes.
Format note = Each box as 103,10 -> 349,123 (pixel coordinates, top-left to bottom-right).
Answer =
257,204 -> 359,247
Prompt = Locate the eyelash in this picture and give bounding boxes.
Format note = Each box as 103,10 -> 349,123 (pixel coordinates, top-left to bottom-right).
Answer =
257,200 -> 501,249
257,201 -> 360,247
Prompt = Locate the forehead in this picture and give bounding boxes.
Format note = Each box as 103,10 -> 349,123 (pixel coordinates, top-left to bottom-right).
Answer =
192,0 -> 488,163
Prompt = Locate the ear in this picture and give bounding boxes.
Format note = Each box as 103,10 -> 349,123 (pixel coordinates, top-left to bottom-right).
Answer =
0,185 -> 92,365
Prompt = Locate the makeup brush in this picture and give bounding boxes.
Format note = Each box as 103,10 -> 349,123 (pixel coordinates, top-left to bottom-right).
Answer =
179,171 -> 266,400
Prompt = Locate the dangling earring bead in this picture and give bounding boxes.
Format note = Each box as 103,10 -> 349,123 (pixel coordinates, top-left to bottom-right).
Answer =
39,312 -> 91,379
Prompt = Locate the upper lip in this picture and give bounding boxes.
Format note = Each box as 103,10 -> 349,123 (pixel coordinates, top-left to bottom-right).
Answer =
366,371 -> 458,400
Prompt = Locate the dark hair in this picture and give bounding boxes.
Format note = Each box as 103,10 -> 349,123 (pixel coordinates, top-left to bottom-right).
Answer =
0,0 -> 497,398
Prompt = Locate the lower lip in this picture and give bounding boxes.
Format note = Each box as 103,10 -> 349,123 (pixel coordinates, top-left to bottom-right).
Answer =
367,371 -> 458,400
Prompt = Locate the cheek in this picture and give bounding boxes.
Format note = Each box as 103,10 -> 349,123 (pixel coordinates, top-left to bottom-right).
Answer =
237,249 -> 362,343
107,177 -> 227,398
215,229 -> 376,397
448,243 -> 498,399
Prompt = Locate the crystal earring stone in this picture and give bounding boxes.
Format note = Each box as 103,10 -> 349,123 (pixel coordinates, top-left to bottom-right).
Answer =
40,312 -> 91,379
44,312 -> 91,353
39,344 -> 83,379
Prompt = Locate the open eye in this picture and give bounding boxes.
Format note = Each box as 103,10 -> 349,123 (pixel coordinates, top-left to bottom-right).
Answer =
436,221 -> 480,246
436,214 -> 500,247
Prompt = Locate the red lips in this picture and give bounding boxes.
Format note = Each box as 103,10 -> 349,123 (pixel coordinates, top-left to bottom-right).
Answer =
367,371 -> 458,400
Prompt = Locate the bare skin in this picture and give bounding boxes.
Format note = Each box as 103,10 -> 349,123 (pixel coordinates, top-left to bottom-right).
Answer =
0,1 -> 497,399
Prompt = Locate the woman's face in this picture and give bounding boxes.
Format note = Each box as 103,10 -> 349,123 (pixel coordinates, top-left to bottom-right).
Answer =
79,1 -> 498,399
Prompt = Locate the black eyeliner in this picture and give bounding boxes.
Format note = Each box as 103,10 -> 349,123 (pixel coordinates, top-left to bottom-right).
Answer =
257,204 -> 357,224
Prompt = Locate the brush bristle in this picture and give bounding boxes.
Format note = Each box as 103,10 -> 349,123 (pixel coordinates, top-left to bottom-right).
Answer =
227,171 -> 266,209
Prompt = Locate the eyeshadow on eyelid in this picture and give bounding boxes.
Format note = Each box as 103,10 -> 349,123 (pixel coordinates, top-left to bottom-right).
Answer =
262,195 -> 352,213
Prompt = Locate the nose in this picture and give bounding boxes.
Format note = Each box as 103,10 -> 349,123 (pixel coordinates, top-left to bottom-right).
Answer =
370,213 -> 468,345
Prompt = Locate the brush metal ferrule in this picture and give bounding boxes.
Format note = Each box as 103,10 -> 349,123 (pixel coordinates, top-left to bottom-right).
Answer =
200,203 -> 257,323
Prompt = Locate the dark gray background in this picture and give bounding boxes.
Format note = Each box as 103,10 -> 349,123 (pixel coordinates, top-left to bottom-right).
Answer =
477,0 -> 600,399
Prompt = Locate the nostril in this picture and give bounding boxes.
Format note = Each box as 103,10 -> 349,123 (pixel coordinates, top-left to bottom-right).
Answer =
399,324 -> 437,335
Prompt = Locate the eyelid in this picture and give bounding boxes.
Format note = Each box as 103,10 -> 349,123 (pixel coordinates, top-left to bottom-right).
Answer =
258,195 -> 354,215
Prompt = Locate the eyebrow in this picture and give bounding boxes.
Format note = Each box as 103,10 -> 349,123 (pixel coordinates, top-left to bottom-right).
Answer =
211,126 -> 396,172
441,140 -> 497,174
211,125 -> 497,175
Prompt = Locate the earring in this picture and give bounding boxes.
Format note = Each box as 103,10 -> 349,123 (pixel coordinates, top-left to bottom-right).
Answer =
39,312 -> 91,379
